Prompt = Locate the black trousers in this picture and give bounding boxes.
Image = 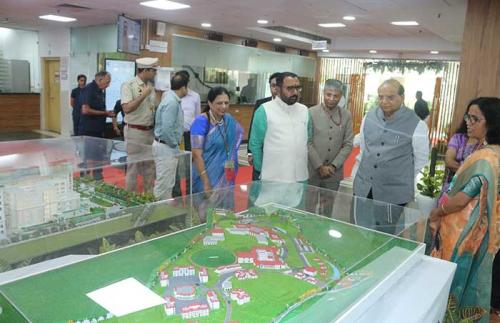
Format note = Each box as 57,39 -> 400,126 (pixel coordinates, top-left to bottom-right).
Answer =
172,131 -> 192,197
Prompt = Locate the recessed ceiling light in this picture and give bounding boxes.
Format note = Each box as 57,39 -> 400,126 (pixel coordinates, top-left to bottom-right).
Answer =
201,23 -> 212,28
39,14 -> 77,22
140,0 -> 190,10
322,49 -> 330,53
430,50 -> 439,54
343,16 -> 356,21
391,21 -> 419,26
257,19 -> 268,24
318,23 -> 346,28
369,50 -> 377,54
273,38 -> 282,42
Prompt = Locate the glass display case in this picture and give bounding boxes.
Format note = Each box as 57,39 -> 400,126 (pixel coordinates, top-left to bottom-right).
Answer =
0,137 -> 192,269
0,165 -> 428,322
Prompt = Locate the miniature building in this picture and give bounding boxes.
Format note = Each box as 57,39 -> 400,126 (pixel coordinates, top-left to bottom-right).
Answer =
159,271 -> 169,287
174,285 -> 196,300
230,288 -> 250,305
203,236 -> 219,246
215,264 -> 242,275
236,246 -> 287,270
211,228 -> 225,238
234,269 -> 258,280
303,266 -> 317,277
164,296 -> 175,316
180,303 -> 209,320
206,290 -> 220,310
0,163 -> 80,237
222,279 -> 232,291
172,265 -> 195,277
199,267 -> 208,283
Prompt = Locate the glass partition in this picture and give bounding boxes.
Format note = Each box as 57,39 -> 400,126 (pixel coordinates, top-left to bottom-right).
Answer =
172,35 -> 317,105
0,179 -> 427,322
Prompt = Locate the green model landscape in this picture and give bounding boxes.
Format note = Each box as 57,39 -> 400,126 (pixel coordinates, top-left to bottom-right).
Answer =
0,205 -> 422,323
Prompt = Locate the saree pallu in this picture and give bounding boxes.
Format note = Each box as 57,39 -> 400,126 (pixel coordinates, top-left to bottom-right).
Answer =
191,113 -> 243,193
431,148 -> 499,323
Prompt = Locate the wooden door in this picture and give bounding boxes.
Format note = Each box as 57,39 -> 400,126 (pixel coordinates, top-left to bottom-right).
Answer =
44,59 -> 61,133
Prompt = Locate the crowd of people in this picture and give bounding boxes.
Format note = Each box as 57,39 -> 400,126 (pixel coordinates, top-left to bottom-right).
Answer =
71,58 -> 499,321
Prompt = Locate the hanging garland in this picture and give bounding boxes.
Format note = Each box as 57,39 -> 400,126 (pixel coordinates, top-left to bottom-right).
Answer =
363,60 -> 445,74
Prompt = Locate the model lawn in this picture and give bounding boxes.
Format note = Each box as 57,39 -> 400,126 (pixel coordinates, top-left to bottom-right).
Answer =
0,205 -> 421,322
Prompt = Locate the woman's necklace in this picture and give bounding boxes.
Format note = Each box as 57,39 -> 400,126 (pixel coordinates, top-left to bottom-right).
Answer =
208,110 -> 224,126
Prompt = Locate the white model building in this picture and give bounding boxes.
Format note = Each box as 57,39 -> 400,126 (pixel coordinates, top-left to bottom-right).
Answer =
180,303 -> 209,320
0,163 -> 80,237
199,267 -> 208,283
206,290 -> 220,310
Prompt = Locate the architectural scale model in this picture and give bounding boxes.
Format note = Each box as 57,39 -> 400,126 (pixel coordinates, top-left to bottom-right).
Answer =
0,205 -> 422,323
0,162 -> 154,243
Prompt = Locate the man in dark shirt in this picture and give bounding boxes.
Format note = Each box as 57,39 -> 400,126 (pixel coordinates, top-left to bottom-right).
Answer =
247,72 -> 281,180
112,99 -> 125,138
414,90 -> 430,120
70,74 -> 87,135
79,71 -> 115,180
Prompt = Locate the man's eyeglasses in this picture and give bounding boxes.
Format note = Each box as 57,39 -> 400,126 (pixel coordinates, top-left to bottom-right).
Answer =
464,114 -> 483,123
286,86 -> 303,92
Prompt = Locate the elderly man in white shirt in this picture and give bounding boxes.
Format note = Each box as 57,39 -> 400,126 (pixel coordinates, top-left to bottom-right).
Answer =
352,79 -> 429,234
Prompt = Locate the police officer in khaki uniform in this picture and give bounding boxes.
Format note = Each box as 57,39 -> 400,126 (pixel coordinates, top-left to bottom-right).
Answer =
121,57 -> 161,193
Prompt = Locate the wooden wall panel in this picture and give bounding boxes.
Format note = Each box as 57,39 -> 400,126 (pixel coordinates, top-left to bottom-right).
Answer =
452,0 -> 500,131
229,104 -> 254,141
0,94 -> 40,132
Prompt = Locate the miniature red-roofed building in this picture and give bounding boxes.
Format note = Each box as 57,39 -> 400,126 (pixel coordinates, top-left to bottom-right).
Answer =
180,302 -> 209,320
211,228 -> 225,237
230,288 -> 250,305
235,269 -> 258,280
198,267 -> 208,283
206,290 -> 220,310
303,266 -> 317,276
159,270 -> 169,287
164,296 -> 175,316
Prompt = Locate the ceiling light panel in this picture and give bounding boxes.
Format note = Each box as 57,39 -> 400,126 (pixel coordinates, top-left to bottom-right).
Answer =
391,21 -> 419,26
140,0 -> 190,10
39,15 -> 76,22
318,23 -> 346,28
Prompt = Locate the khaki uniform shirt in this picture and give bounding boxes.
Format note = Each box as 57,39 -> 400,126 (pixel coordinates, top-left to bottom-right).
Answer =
121,76 -> 156,126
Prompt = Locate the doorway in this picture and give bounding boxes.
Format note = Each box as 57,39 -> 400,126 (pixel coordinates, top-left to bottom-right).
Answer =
43,59 -> 61,133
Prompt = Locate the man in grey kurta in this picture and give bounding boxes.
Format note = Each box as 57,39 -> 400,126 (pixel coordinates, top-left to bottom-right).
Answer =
308,79 -> 353,216
353,79 -> 429,234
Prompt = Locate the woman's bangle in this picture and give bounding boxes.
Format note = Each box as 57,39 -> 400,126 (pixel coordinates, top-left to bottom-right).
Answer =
440,203 -> 448,215
200,169 -> 207,176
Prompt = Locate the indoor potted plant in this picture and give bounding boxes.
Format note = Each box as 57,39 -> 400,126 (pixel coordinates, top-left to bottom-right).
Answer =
416,165 -> 445,216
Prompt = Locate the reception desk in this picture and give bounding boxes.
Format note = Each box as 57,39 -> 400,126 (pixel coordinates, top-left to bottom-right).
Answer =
0,93 -> 40,132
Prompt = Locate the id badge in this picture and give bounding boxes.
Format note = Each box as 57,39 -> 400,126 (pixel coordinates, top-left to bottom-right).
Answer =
224,160 -> 235,181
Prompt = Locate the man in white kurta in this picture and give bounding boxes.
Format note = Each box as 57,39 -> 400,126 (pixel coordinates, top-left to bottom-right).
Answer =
249,72 -> 312,184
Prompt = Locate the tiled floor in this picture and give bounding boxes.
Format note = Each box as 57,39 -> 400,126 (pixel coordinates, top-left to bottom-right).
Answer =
0,130 -> 58,142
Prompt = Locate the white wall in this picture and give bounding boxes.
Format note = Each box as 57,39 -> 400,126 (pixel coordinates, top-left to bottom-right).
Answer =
0,27 -> 39,91
69,24 -> 118,85
39,27 -> 71,137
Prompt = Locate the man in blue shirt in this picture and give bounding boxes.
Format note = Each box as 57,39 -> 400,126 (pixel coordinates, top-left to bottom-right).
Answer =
153,72 -> 189,200
79,71 -> 115,180
70,74 -> 86,136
